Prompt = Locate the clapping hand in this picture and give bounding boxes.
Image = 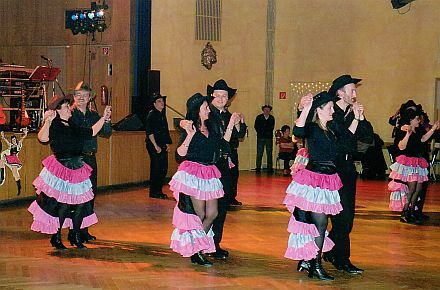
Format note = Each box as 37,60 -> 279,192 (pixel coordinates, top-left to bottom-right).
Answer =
352,102 -> 364,120
300,93 -> 313,111
180,120 -> 195,135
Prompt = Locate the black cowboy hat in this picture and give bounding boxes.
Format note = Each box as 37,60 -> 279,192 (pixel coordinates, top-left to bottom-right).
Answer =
307,91 -> 338,121
328,74 -> 362,96
48,94 -> 73,110
151,92 -> 166,104
186,93 -> 209,119
261,104 -> 273,111
207,79 -> 237,99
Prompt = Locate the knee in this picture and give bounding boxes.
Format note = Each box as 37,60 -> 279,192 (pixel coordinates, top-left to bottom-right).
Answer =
205,210 -> 218,223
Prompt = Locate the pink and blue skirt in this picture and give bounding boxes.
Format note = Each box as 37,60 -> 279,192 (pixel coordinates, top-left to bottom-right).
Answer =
169,160 -> 224,257
290,148 -> 309,177
283,165 -> 342,261
28,155 -> 98,234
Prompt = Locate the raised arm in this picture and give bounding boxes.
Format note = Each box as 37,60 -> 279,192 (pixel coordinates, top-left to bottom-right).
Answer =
38,110 -> 56,142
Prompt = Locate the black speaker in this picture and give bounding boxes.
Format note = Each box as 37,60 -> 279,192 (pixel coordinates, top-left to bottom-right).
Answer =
113,114 -> 145,131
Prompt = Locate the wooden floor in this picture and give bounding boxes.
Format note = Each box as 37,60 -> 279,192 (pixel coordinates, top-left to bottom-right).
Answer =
1,172 -> 439,290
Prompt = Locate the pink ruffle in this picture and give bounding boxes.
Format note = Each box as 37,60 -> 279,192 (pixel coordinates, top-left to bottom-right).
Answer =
170,232 -> 216,257
389,171 -> 428,183
284,195 -> 342,215
5,155 -> 21,166
28,201 -> 98,234
33,177 -> 94,205
297,148 -> 309,158
395,155 -> 429,168
172,205 -> 203,231
169,180 -> 224,201
389,200 -> 405,211
287,216 -> 319,236
284,238 -> 334,261
42,155 -> 92,183
388,180 -> 408,192
177,161 -> 221,179
293,169 -> 342,191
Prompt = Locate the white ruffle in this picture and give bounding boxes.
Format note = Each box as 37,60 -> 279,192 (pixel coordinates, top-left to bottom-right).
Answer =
170,228 -> 214,246
285,182 -> 341,205
171,171 -> 223,192
38,168 -> 92,195
390,163 -> 429,177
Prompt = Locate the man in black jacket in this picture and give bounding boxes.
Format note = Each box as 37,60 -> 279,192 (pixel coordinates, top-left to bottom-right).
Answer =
207,79 -> 247,260
254,105 -> 275,174
323,75 -> 374,274
145,93 -> 172,199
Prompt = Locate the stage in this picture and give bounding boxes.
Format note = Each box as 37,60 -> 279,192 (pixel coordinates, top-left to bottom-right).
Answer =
0,172 -> 439,289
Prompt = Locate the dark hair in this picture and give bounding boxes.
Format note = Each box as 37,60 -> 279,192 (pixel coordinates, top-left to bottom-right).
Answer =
11,135 -> 17,142
55,98 -> 72,110
185,100 -> 211,131
400,108 -> 420,125
281,125 -> 290,133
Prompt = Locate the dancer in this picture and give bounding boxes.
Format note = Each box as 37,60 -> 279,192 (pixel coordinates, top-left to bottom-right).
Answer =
284,91 -> 360,281
0,128 -> 28,195
28,94 -> 111,250
169,93 -> 239,266
388,109 -> 439,223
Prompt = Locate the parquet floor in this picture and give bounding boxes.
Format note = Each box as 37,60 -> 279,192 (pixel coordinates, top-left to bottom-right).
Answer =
0,172 -> 439,289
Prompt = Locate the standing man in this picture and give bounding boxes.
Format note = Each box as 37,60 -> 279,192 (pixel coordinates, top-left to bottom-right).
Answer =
207,79 -> 246,259
145,93 -> 172,199
254,105 -> 275,174
324,74 -> 373,274
71,81 -> 112,242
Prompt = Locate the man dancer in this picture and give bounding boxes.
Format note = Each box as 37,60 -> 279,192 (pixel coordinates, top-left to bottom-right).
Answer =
71,82 -> 112,241
324,75 -> 373,274
207,79 -> 246,259
145,93 -> 172,199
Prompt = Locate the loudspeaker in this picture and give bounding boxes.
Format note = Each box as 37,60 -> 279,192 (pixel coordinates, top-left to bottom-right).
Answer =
113,113 -> 145,131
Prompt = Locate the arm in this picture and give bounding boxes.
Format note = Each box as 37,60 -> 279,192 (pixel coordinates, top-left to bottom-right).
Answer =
91,106 -> 111,136
398,129 -> 411,151
223,113 -> 240,142
148,134 -> 162,153
421,121 -> 440,142
176,120 -> 196,157
0,132 -> 11,146
295,93 -> 313,128
38,110 -> 56,142
18,127 -> 28,144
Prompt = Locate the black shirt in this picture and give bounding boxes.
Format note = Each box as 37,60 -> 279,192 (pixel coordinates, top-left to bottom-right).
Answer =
254,114 -> 275,139
176,130 -> 226,165
145,108 -> 172,148
209,105 -> 247,150
394,128 -> 425,158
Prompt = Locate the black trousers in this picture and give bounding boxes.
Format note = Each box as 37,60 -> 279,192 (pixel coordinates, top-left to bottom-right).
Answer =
82,154 -> 98,214
327,158 -> 357,263
146,145 -> 168,195
230,148 -> 239,200
212,157 -> 232,248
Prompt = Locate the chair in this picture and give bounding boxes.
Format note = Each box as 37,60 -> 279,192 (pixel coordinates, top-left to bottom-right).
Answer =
430,145 -> 440,182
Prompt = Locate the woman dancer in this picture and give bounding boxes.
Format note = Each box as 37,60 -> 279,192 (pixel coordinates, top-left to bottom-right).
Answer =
284,92 -> 360,281
169,93 -> 238,266
389,109 -> 439,223
28,94 -> 111,249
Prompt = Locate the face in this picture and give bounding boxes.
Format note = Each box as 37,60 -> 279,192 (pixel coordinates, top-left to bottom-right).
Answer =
74,89 -> 91,107
410,116 -> 420,128
199,101 -> 210,122
263,107 -> 271,116
338,83 -> 357,105
317,101 -> 335,122
11,137 -> 17,145
211,90 -> 228,109
57,103 -> 72,120
154,98 -> 165,111
283,128 -> 290,137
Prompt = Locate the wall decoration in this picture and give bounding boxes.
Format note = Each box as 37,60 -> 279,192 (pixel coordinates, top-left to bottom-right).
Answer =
201,42 -> 217,70
0,128 -> 28,195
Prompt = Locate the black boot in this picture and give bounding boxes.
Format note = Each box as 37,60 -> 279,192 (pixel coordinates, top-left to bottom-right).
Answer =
16,179 -> 21,196
81,227 -> 96,242
308,257 -> 334,281
68,231 -> 87,249
297,260 -> 311,273
190,252 -> 212,267
50,231 -> 67,250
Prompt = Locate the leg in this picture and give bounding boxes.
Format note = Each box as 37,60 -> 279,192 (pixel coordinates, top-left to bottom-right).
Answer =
11,167 -> 21,195
70,203 -> 86,248
266,138 -> 274,171
256,138 -> 264,171
158,150 -> 169,195
51,203 -> 70,250
147,146 -> 162,197
81,155 -> 98,240
229,149 -> 241,204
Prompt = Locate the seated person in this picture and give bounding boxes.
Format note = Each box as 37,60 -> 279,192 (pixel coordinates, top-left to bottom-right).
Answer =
277,125 -> 297,176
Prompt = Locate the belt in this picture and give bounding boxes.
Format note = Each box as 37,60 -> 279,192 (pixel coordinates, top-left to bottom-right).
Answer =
82,152 -> 96,156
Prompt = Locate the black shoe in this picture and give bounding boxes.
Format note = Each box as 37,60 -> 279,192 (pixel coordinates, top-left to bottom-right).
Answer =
416,212 -> 430,221
50,232 -> 67,250
207,247 -> 229,259
308,258 -> 334,281
230,199 -> 242,206
267,169 -> 274,175
190,252 -> 213,266
339,261 -> 364,274
81,228 -> 97,242
68,231 -> 87,249
255,168 -> 261,174
297,260 -> 310,273
217,247 -> 229,257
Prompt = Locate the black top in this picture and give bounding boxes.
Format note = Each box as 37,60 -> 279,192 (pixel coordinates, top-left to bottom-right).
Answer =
293,122 -> 353,163
209,105 -> 247,150
49,117 -> 93,159
176,130 -> 227,165
254,113 -> 275,138
394,128 -> 425,158
332,104 -> 374,159
71,108 -> 112,153
145,108 -> 172,148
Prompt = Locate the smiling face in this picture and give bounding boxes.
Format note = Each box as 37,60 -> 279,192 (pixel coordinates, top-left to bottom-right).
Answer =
338,83 -> 357,105
199,101 -> 210,122
211,90 -> 228,110
57,102 -> 72,120
317,101 -> 335,123
73,89 -> 91,108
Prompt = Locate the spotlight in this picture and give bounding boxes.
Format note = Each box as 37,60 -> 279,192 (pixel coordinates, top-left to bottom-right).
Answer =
65,2 -> 109,36
87,11 -> 95,19
96,9 -> 105,17
79,12 -> 86,20
71,14 -> 78,21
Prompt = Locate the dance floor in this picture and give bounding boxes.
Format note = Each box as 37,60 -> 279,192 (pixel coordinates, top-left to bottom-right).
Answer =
0,171 -> 439,289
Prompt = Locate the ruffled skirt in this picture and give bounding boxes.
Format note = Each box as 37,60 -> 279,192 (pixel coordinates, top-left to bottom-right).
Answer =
389,155 -> 429,183
169,161 -> 223,257
28,155 -> 98,234
388,180 -> 409,211
290,148 -> 309,177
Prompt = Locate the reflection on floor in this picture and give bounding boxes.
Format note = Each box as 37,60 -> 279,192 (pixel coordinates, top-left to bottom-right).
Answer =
0,172 -> 439,289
